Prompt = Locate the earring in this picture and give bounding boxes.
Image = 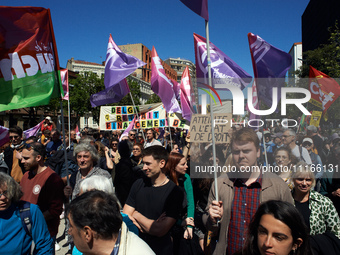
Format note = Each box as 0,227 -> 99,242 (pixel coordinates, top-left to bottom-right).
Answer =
292,249 -> 296,254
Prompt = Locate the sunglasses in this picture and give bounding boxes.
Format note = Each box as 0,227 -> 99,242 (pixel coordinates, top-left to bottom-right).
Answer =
24,143 -> 40,153
9,135 -> 20,139
129,134 -> 136,136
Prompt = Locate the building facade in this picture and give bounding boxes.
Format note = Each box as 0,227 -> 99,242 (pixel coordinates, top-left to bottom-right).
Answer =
287,42 -> 302,87
118,43 -> 177,83
66,58 -> 105,78
163,57 -> 196,83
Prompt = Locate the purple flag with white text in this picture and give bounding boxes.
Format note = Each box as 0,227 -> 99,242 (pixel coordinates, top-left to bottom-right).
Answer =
194,33 -> 252,90
151,46 -> 181,114
248,33 -> 292,107
180,0 -> 209,20
90,79 -> 130,107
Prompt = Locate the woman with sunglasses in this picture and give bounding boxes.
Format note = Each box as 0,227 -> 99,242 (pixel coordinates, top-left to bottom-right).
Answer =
131,143 -> 143,173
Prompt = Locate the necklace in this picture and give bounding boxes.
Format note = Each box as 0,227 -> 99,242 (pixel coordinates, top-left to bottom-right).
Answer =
152,177 -> 168,187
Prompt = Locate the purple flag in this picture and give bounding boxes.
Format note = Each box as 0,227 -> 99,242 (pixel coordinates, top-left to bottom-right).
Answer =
23,120 -> 43,139
104,34 -> 146,89
90,79 -> 130,107
170,78 -> 181,101
180,67 -> 193,121
0,126 -> 9,147
90,34 -> 145,107
151,46 -> 182,114
194,33 -> 252,90
248,33 -> 292,107
120,116 -> 136,142
180,0 -> 209,21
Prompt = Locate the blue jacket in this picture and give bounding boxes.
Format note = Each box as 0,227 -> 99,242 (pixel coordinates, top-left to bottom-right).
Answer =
0,202 -> 54,254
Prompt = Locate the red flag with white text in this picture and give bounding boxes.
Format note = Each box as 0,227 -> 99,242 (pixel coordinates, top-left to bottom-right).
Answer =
309,66 -> 340,113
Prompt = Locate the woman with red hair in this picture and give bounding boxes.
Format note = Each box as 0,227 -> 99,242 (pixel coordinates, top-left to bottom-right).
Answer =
165,152 -> 195,253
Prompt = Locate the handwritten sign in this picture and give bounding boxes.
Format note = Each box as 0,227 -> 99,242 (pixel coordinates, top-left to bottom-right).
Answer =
190,113 -> 232,143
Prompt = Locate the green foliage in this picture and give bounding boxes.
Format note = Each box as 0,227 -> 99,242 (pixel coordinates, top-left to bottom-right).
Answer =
145,93 -> 161,104
294,22 -> 340,122
70,72 -> 105,124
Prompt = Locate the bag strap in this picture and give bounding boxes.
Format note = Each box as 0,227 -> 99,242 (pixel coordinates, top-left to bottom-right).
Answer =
19,201 -> 32,237
19,201 -> 35,254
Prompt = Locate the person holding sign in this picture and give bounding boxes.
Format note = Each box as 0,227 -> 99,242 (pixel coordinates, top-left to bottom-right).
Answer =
203,128 -> 293,255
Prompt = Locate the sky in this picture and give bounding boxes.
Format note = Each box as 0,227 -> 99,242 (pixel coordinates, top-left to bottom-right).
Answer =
3,0 -> 310,77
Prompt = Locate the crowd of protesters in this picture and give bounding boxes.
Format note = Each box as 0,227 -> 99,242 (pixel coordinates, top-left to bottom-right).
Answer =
0,116 -> 340,255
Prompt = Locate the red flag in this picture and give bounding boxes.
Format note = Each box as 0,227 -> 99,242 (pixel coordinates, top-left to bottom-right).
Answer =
60,69 -> 69,100
309,66 -> 340,113
0,7 -> 63,111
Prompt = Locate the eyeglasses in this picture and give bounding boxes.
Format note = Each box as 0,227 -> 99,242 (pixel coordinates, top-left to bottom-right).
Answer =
133,148 -> 141,151
111,143 -> 118,146
0,190 -> 8,198
9,135 -> 20,139
302,143 -> 312,147
275,156 -> 288,160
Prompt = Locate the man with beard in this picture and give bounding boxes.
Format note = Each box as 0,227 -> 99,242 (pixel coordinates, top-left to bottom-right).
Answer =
20,142 -> 64,248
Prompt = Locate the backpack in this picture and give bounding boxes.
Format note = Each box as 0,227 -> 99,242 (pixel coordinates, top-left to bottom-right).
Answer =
18,201 -> 35,253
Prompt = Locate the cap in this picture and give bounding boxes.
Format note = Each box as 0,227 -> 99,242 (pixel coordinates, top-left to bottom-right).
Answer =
272,132 -> 283,138
45,116 -> 52,121
302,138 -> 313,144
330,133 -> 340,142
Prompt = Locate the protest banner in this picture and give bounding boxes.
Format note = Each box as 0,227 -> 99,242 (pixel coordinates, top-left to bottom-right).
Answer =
309,111 -> 322,128
0,7 -> 63,111
99,103 -> 189,130
190,113 -> 232,143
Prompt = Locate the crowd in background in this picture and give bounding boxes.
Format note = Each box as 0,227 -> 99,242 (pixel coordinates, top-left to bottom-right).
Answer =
0,115 -> 340,255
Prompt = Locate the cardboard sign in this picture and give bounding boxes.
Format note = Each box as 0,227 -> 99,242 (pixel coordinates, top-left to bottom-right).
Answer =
190,113 -> 232,143
309,111 -> 322,128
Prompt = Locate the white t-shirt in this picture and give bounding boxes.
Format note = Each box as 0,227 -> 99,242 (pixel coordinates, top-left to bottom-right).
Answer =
144,139 -> 162,148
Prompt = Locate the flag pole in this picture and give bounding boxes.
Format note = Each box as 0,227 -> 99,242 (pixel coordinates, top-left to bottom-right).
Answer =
68,97 -> 71,144
205,20 -> 219,201
167,114 -> 173,151
129,92 -> 146,142
60,100 -> 70,186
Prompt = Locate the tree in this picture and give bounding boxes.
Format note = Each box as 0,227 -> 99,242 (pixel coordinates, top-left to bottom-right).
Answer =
145,93 -> 161,104
294,22 -> 340,122
70,72 -> 105,124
